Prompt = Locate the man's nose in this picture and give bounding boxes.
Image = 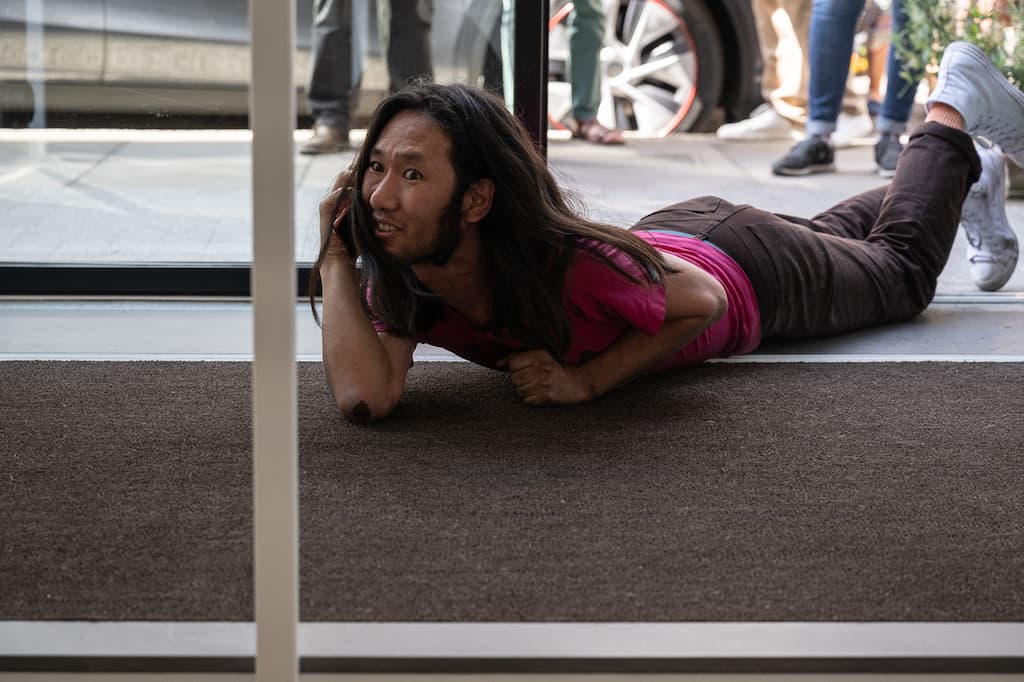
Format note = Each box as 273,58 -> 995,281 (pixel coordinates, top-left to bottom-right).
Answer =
367,173 -> 398,210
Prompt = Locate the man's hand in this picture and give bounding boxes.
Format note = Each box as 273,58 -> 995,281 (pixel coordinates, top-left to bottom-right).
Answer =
319,170 -> 354,258
497,350 -> 595,406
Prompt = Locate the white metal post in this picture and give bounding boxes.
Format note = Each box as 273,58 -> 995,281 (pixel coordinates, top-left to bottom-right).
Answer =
249,0 -> 299,679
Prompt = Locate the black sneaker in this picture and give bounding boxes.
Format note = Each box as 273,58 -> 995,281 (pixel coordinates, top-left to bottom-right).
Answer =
771,135 -> 835,176
874,133 -> 903,178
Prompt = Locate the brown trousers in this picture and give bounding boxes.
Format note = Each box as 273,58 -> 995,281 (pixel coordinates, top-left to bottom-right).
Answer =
631,122 -> 981,341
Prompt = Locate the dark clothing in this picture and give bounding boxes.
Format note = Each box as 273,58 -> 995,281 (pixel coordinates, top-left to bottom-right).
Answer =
308,0 -> 433,130
379,0 -> 433,92
309,0 -> 355,130
631,122 -> 981,341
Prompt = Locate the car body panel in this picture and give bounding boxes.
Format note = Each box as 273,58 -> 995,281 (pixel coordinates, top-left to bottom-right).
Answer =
0,0 -> 758,129
0,0 -> 103,81
706,0 -> 761,122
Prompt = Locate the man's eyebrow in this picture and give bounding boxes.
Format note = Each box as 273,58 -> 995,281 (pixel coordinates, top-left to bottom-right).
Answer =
368,147 -> 428,162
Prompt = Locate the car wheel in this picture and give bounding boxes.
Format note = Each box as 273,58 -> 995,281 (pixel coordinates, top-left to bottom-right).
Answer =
548,0 -> 724,136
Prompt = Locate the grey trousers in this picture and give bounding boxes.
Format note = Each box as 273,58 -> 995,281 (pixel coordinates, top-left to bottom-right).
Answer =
308,0 -> 433,129
631,122 -> 981,341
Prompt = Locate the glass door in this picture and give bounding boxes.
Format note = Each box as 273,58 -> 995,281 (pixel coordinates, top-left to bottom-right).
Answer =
0,0 -> 546,295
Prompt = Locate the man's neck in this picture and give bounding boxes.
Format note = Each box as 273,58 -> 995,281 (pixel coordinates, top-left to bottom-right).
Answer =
413,230 -> 491,325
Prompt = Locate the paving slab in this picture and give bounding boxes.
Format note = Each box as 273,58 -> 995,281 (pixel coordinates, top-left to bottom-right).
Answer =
2,128 -> 1022,295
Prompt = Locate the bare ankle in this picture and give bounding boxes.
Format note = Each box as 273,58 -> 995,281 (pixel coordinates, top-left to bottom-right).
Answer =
926,103 -> 966,130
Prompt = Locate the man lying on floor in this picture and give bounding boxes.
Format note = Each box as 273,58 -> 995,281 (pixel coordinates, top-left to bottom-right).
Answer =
308,42 -> 1023,422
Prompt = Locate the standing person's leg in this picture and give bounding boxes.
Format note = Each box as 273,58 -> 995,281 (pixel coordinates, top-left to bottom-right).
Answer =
568,0 -> 603,123
831,1 -> 877,148
829,0 -> 879,148
499,0 -> 514,105
874,0 -> 921,176
303,0 -> 353,154
717,0 -> 796,141
771,0 -> 864,175
862,0 -> 889,115
756,0 -> 782,97
380,0 -> 433,91
776,0 -> 812,120
805,0 -> 864,138
876,0 -> 916,132
568,0 -> 624,144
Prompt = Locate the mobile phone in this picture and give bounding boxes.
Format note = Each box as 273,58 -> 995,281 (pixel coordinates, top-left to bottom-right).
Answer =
330,189 -> 357,255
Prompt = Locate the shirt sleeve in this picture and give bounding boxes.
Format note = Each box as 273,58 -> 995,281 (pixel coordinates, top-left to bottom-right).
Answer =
365,286 -> 397,335
564,244 -> 667,337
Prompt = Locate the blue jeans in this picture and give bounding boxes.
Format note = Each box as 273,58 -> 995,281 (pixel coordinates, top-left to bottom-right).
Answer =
877,0 -> 917,135
806,0 -> 918,137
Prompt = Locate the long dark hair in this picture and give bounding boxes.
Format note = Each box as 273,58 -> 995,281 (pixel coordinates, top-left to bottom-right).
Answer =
309,82 -> 669,359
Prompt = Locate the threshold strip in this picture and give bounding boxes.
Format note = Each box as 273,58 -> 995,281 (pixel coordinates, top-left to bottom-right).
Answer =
3,353 -> 1024,363
933,292 -> 1024,304
0,352 -> 452,362
713,353 -> 1024,363
1,621 -> 1022,674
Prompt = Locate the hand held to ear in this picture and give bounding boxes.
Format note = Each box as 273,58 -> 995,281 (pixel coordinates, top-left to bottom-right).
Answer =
319,171 -> 356,259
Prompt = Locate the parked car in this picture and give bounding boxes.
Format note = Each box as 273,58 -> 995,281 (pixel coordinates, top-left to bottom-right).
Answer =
544,0 -> 760,134
0,0 -> 758,134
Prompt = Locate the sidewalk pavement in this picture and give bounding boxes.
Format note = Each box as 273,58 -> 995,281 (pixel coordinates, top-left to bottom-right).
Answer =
1,127 -> 1022,297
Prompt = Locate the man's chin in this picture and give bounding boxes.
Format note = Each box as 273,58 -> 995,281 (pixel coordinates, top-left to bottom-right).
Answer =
382,244 -> 457,269
380,246 -> 425,268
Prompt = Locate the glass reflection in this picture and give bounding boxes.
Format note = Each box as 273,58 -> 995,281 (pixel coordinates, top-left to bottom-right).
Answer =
0,0 -> 509,267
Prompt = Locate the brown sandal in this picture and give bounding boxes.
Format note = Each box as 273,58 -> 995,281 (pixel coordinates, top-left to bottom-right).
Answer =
572,118 -> 626,145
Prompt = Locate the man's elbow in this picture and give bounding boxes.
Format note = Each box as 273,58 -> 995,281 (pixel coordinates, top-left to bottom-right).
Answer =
335,391 -> 396,423
703,280 -> 729,324
665,270 -> 729,327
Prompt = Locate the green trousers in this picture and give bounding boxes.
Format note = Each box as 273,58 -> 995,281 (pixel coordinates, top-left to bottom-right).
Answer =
568,0 -> 605,121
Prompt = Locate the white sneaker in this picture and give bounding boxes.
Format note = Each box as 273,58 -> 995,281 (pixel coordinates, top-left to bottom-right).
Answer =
832,112 -> 874,148
961,144 -> 1018,291
716,103 -> 795,141
926,41 -> 1024,167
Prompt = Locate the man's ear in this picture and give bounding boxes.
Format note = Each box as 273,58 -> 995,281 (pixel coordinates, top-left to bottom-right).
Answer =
461,179 -> 495,223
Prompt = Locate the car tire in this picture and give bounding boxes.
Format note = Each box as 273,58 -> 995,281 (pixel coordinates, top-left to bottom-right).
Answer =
547,0 -> 725,136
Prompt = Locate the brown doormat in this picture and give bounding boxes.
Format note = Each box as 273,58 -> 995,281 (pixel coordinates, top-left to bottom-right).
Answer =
1,361 -> 1022,623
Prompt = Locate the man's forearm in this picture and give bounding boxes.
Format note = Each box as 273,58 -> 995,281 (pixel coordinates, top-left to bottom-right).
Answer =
320,257 -> 404,418
578,260 -> 728,399
578,314 -> 717,398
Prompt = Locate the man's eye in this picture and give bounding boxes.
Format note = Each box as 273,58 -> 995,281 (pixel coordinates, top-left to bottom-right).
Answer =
403,169 -> 422,180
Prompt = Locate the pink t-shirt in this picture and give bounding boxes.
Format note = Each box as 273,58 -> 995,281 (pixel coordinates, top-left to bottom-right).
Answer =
374,232 -> 761,371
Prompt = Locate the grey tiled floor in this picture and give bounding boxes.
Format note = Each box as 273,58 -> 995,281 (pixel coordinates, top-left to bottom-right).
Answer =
1,128 -> 1023,358
3,128 -> 1024,294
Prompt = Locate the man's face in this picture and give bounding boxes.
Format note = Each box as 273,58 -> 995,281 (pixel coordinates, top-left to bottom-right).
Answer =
362,111 -> 464,266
